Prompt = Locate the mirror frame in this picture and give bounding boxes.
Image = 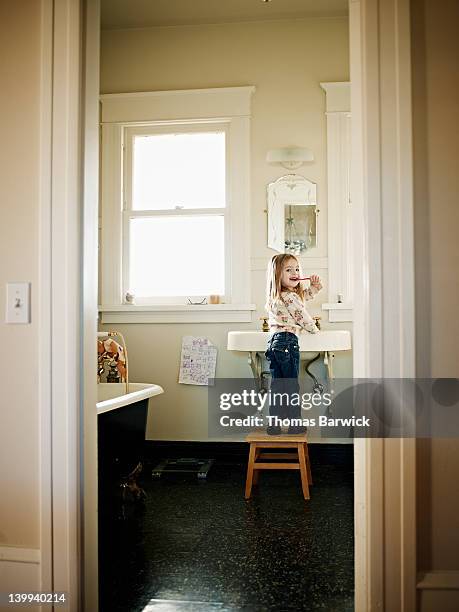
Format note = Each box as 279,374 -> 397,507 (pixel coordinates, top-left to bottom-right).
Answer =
267,174 -> 318,254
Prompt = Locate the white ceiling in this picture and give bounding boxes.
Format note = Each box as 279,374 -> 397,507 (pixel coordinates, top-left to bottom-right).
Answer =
101,0 -> 349,30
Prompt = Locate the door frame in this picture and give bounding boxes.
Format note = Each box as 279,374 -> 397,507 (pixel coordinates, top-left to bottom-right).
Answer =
39,0 -> 86,609
41,0 -> 417,610
38,0 -> 100,610
351,0 -> 416,610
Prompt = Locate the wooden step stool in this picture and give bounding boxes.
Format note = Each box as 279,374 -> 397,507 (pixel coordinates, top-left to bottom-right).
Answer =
245,431 -> 313,500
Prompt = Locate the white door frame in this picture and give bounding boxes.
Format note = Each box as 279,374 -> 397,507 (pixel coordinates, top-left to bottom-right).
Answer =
39,0 -> 100,610
41,0 -> 417,610
39,0 -> 84,609
351,0 -> 416,610
80,0 -> 101,610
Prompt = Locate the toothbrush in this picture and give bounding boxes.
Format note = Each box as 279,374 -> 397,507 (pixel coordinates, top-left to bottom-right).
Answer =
292,277 -> 310,280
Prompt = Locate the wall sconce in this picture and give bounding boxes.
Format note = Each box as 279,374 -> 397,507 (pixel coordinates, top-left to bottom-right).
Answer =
266,146 -> 314,170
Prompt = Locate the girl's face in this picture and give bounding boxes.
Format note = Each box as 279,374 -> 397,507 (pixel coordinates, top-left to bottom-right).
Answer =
280,258 -> 300,289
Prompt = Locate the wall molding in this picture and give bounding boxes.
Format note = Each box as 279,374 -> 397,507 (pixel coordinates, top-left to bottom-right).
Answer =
322,303 -> 354,322
99,303 -> 256,324
100,88 -> 254,316
0,554 -> 41,601
0,546 -> 41,564
47,0 -> 82,604
417,571 -> 459,590
82,0 -> 101,609
319,81 -> 351,112
100,86 -> 256,123
39,0 -> 53,597
320,82 -> 352,321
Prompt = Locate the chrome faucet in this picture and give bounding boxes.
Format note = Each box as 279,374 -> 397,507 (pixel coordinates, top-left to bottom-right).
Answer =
97,330 -> 129,394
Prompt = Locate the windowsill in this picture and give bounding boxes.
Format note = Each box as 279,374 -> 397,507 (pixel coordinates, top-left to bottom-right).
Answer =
322,302 -> 353,310
98,303 -> 257,324
321,302 -> 353,322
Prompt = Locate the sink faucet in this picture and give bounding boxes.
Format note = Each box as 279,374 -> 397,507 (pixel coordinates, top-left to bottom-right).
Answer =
97,330 -> 129,394
313,316 -> 321,330
259,316 -> 269,332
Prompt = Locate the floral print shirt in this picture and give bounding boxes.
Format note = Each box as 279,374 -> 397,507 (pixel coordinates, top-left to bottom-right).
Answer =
267,284 -> 322,336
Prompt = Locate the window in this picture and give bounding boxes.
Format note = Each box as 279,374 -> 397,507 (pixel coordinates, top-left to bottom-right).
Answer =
124,125 -> 227,303
99,87 -> 256,323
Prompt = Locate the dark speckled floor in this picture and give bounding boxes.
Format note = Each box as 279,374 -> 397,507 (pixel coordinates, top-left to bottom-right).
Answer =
99,444 -> 354,612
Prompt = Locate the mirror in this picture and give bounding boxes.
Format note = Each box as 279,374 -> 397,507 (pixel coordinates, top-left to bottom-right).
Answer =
267,174 -> 318,254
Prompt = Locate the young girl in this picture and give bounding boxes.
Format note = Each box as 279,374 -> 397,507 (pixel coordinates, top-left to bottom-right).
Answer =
264,253 -> 323,435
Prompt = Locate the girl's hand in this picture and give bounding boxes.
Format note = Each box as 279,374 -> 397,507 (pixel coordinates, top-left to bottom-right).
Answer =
310,274 -> 322,288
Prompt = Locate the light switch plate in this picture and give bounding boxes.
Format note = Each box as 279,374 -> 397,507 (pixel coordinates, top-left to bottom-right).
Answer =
6,282 -> 31,324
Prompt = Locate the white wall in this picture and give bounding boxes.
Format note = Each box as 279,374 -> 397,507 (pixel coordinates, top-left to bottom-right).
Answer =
99,17 -> 351,441
0,0 -> 41,550
0,0 -> 44,599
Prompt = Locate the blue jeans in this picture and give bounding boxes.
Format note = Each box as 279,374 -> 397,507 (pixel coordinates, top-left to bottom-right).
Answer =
265,331 -> 301,421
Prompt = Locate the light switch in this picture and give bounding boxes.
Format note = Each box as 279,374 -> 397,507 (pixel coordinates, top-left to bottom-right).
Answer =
6,282 -> 31,324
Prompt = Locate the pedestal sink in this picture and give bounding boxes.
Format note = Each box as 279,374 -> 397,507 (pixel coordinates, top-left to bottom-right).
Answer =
227,329 -> 352,393
227,330 -> 351,353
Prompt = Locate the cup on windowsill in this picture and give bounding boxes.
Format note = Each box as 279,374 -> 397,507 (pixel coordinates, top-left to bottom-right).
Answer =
208,295 -> 221,304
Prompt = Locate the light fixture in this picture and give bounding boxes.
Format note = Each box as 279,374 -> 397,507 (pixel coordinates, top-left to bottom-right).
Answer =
266,146 -> 314,170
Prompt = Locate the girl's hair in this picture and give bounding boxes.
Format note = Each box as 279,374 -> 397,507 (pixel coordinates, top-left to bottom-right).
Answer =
265,254 -> 307,311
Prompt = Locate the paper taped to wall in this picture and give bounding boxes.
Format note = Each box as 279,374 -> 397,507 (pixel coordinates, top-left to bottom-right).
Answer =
178,336 -> 217,386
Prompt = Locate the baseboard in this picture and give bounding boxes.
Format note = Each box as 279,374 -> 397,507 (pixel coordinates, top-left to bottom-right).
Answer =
417,572 -> 459,612
0,547 -> 41,610
0,546 -> 40,564
417,571 -> 459,590
143,440 -> 354,468
148,437 -> 353,445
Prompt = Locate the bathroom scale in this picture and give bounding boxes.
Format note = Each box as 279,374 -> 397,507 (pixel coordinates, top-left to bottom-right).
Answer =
152,457 -> 215,480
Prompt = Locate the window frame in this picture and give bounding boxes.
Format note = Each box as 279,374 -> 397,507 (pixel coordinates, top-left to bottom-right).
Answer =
99,87 -> 256,323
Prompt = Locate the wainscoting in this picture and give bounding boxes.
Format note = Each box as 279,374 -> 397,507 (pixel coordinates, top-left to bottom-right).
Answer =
417,571 -> 459,612
0,546 -> 41,612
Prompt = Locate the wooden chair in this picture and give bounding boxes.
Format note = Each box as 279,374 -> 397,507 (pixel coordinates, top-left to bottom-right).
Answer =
244,430 -> 313,500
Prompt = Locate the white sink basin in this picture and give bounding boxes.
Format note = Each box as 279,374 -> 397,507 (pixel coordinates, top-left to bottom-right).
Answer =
227,330 -> 351,352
